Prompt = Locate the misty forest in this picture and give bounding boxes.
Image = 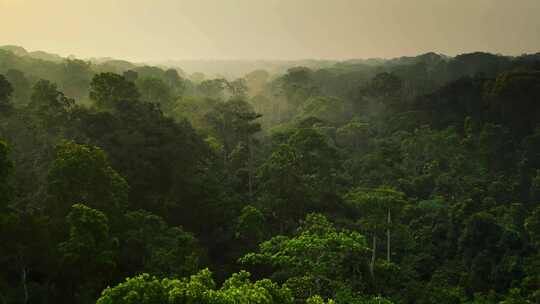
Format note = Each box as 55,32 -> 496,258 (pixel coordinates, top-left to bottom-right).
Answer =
0,44 -> 540,304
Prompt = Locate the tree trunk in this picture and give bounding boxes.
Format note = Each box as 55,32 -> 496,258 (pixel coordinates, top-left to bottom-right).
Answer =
370,234 -> 377,279
21,266 -> 28,304
387,208 -> 391,262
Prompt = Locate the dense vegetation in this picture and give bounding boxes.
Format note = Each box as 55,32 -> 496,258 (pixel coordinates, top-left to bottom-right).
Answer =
1,46 -> 540,303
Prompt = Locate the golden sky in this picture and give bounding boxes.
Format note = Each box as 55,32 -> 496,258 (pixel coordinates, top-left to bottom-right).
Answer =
1,0 -> 539,61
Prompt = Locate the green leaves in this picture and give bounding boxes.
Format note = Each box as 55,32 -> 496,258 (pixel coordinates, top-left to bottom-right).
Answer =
235,205 -> 266,243
258,127 -> 338,223
89,73 -> 140,109
120,210 -> 202,277
47,141 -> 129,218
240,214 -> 370,299
346,187 -> 405,232
60,204 -> 115,268
59,204 -> 117,301
136,77 -> 174,112
97,269 -> 293,304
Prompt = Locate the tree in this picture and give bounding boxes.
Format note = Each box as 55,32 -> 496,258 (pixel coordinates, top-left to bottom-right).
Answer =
47,141 -> 129,220
163,68 -> 186,96
5,69 -> 30,106
89,72 -> 140,109
59,204 -> 116,301
198,79 -> 227,100
0,74 -> 13,112
136,76 -> 174,112
0,207 -> 52,304
297,96 -> 347,124
205,98 -> 261,195
487,70 -> 540,134
61,59 -> 92,100
458,212 -> 504,292
360,72 -> 403,109
235,205 -> 266,245
96,268 -> 293,304
345,188 -> 406,277
280,67 -> 317,110
28,79 -> 74,134
226,78 -> 249,99
241,214 -> 371,300
336,117 -> 370,150
119,210 -> 202,277
71,94 -> 211,230
258,127 -> 338,226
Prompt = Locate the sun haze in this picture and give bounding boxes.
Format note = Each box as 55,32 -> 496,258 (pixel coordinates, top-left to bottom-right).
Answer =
1,0 -> 539,61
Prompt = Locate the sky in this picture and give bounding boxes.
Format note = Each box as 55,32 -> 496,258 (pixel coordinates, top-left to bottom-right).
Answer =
0,0 -> 539,61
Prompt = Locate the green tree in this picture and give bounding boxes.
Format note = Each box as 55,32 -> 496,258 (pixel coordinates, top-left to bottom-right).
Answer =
258,127 -> 338,226
136,76 -> 174,112
235,205 -> 266,245
0,74 -> 13,112
205,98 -> 261,195
59,204 -> 116,301
281,67 -> 317,109
458,212 -> 504,292
89,72 -> 140,109
61,59 -> 92,100
360,72 -> 403,110
345,188 -> 406,277
120,210 -> 202,277
28,79 -> 74,134
297,96 -> 346,124
198,79 -> 227,100
47,141 -> 129,219
241,214 -> 370,300
163,68 -> 186,96
5,69 -> 30,106
96,268 -> 293,304
487,70 -> 540,133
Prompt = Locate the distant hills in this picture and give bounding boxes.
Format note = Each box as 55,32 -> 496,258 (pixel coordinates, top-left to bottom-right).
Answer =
1,45 -> 539,79
0,45 -> 64,63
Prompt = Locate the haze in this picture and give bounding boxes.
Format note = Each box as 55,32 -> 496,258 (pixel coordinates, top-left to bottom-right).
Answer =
1,0 -> 539,61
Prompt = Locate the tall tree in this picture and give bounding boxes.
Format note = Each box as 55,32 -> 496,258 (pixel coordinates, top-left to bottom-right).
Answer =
47,141 -> 129,220
59,204 -> 116,302
345,187 -> 406,276
241,213 -> 371,300
89,73 -> 140,109
28,79 -> 74,135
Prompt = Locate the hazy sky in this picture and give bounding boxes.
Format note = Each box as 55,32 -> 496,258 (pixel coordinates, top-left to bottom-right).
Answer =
1,0 -> 539,61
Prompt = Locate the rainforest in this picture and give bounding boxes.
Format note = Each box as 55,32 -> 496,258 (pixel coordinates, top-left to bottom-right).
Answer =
1,1 -> 540,303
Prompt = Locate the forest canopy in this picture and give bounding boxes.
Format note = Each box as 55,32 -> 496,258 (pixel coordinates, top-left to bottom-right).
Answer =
0,45 -> 540,304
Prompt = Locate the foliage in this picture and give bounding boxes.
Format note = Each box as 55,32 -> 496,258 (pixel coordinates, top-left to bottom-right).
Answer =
47,141 -> 129,219
241,214 -> 370,299
96,269 -> 293,304
1,48 -> 540,304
